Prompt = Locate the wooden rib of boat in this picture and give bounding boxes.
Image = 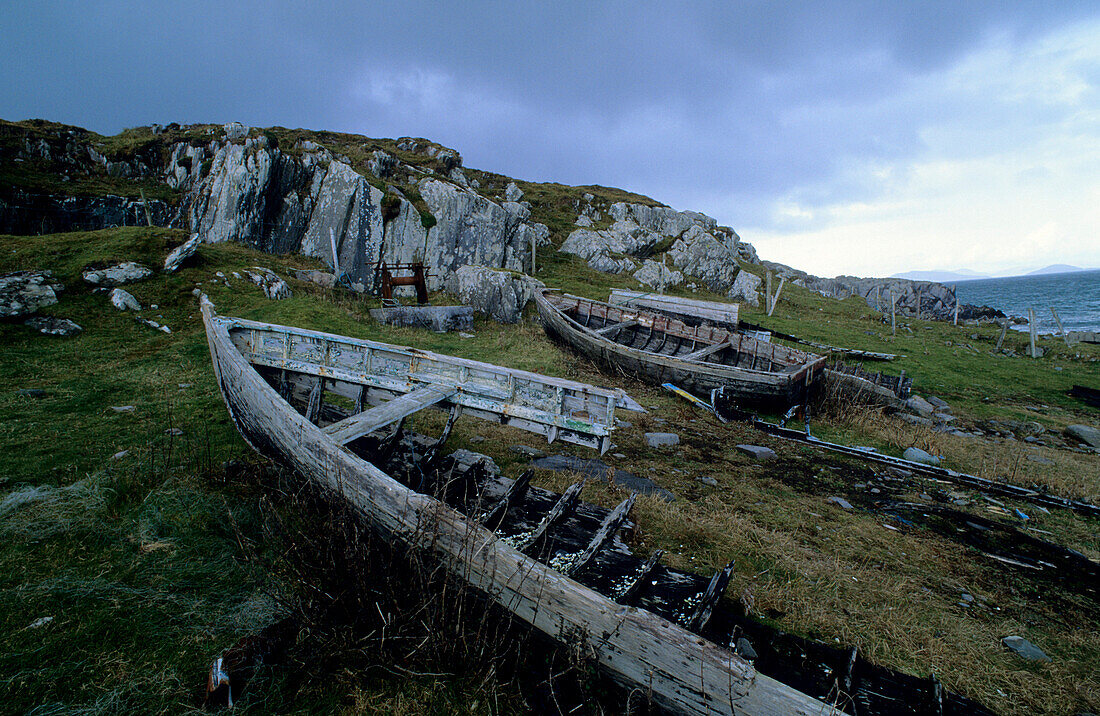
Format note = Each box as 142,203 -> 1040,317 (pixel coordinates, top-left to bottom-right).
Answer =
535,289 -> 827,406
199,297 -> 831,716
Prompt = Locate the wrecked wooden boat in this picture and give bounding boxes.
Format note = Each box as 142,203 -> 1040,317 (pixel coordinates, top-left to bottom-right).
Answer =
535,289 -> 826,406
199,297 -> 831,715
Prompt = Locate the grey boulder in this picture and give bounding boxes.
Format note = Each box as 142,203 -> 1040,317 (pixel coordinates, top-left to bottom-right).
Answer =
82,262 -> 153,287
727,270 -> 761,306
109,288 -> 141,311
504,181 -> 524,202
24,316 -> 82,336
163,234 -> 202,273
1065,424 -> 1100,448
633,259 -> 683,289
444,265 -> 542,324
0,270 -> 64,318
904,395 -> 936,418
244,267 -> 292,300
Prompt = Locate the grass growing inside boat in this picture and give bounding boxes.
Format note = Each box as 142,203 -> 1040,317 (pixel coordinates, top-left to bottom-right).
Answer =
2,225 -> 1098,714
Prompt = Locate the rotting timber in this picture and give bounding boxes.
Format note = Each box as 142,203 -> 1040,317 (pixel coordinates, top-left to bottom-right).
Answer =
201,298 -> 999,715
199,297 -> 832,716
535,289 -> 827,408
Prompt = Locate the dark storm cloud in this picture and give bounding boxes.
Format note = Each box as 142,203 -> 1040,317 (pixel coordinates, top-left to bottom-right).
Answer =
1,1 -> 1097,232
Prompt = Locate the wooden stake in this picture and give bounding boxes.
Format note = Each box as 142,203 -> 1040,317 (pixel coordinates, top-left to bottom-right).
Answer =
1028,307 -> 1038,358
952,285 -> 958,326
139,188 -> 153,226
890,293 -> 896,335
765,271 -> 773,315
767,277 -> 785,317
1051,307 -> 1071,347
531,231 -> 536,276
996,319 -> 1008,350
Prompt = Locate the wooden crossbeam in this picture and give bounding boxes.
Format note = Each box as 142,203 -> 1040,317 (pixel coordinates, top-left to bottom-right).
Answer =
682,340 -> 732,362
518,480 -> 585,554
685,559 -> 736,633
594,320 -> 638,336
322,385 -> 456,446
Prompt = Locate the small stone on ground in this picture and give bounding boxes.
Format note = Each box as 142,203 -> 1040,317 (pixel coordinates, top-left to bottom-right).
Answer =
510,445 -> 546,459
827,496 -> 853,509
736,444 -> 776,461
24,316 -> 83,336
1001,636 -> 1050,662
697,476 -> 718,487
903,447 -> 941,466
645,432 -> 680,448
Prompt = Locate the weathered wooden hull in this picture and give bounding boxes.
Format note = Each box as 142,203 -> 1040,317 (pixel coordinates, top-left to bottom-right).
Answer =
536,290 -> 825,407
200,299 -> 830,716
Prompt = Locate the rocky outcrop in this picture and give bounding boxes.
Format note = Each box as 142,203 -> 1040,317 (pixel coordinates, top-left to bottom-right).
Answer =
667,226 -> 737,292
632,260 -> 683,289
560,201 -> 757,298
243,267 -> 292,300
727,270 -> 762,306
0,190 -> 179,235
24,316 -> 82,336
0,270 -> 64,318
419,180 -> 548,290
444,265 -> 543,324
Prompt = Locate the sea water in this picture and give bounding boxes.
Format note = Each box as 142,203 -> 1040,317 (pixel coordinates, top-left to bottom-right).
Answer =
954,269 -> 1100,334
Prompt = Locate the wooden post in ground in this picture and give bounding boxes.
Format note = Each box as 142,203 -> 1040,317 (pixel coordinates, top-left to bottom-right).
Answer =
953,285 -> 958,325
996,319 -> 1009,350
890,292 -> 896,335
1051,307 -> 1071,347
768,277 -> 785,317
765,271 -> 773,314
1028,308 -> 1039,358
915,288 -> 923,321
531,231 -> 536,276
876,285 -> 881,312
139,188 -> 153,227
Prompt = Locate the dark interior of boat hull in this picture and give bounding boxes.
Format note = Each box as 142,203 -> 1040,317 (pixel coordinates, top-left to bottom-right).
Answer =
250,364 -> 995,716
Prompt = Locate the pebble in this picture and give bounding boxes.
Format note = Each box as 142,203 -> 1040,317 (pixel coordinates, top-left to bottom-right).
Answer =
827,496 -> 853,510
27,616 -> 53,629
165,428 -> 183,436
459,332 -> 475,338
612,453 -> 627,459
112,450 -> 130,460
110,405 -> 135,413
178,383 -> 192,389
16,388 -> 47,398
735,637 -> 757,660
697,476 -> 719,487
470,435 -> 486,444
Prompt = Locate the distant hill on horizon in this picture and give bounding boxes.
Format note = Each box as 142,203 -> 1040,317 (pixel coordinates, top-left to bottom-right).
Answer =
1024,263 -> 1087,276
890,268 -> 990,282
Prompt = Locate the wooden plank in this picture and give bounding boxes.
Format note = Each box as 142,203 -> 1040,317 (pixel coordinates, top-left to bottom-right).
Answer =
608,289 -> 739,328
480,470 -> 532,528
516,480 -> 584,554
322,385 -> 456,445
682,340 -> 733,362
594,319 -> 638,335
565,495 -> 636,576
685,559 -> 736,633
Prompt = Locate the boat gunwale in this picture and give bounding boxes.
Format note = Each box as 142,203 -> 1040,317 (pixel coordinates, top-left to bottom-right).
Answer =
216,314 -> 627,401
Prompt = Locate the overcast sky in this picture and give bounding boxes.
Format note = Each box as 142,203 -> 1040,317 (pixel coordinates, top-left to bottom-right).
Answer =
2,1 -> 1098,277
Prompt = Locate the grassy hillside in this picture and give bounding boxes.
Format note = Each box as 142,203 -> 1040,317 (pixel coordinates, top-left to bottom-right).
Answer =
1,230 -> 1098,710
